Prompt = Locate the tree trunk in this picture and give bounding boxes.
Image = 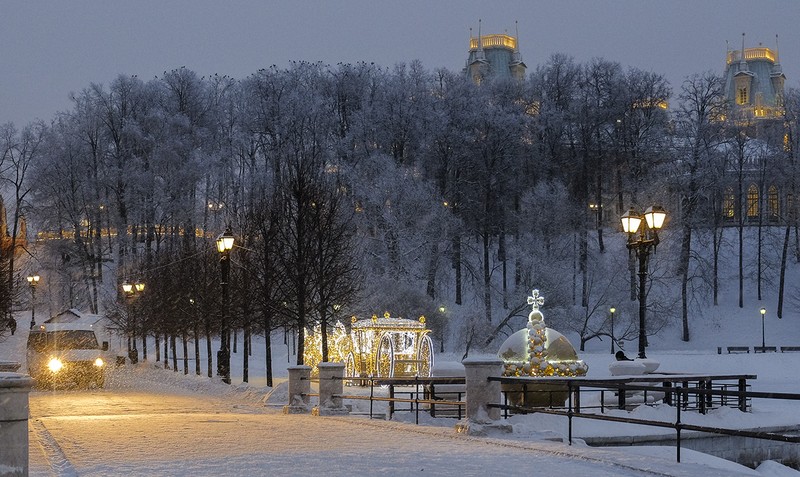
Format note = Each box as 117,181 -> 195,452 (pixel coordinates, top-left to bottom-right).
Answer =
321,314 -> 329,362
580,227 -> 588,308
182,332 -> 189,375
453,234 -> 462,305
778,225 -> 790,318
171,335 -> 178,372
499,231 -> 508,309
264,311 -> 273,387
679,209 -> 692,341
482,231 -> 492,322
757,210 -> 763,301
738,220 -> 744,308
194,324 -> 201,376
426,241 -> 438,299
243,322 -> 249,383
206,326 -> 212,378
713,226 -> 721,306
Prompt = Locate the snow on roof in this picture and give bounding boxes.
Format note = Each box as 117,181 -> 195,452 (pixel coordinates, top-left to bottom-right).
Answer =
45,308 -> 105,325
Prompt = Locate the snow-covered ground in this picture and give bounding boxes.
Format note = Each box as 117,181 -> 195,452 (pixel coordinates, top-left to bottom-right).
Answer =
3,295 -> 800,476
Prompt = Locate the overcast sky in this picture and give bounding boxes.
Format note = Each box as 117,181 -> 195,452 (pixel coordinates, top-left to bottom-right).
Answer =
2,0 -> 799,127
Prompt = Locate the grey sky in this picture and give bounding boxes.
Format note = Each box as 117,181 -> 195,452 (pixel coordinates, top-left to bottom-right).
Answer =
2,0 -> 799,127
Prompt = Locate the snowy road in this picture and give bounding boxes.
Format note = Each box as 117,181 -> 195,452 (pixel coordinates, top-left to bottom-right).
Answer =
26,376 -> 758,477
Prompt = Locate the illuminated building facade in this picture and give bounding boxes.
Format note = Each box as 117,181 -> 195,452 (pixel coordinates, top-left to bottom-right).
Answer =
723,37 -> 785,120
721,35 -> 788,224
464,22 -> 526,84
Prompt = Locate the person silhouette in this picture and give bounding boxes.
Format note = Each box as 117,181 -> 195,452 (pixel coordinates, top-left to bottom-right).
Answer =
7,317 -> 17,336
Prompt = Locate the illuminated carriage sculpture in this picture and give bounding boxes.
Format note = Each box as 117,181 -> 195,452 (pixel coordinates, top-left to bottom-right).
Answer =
304,312 -> 435,379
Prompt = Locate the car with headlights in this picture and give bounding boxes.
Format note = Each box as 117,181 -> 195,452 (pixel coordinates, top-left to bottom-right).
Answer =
26,323 -> 109,388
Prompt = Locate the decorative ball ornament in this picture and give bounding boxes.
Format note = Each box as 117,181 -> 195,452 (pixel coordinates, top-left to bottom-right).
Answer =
498,289 -> 588,378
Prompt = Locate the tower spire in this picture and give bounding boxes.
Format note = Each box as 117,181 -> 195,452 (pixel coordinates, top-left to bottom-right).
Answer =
739,32 -> 748,70
476,19 -> 485,61
771,34 -> 783,78
512,20 -> 521,62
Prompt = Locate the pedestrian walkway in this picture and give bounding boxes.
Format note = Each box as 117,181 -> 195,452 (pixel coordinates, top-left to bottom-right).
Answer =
26,388 -> 756,477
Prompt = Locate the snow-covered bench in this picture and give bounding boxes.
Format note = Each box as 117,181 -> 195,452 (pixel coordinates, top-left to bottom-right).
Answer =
726,346 -> 750,354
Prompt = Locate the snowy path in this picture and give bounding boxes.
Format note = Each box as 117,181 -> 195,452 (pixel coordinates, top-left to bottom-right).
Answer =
27,385 -> 757,477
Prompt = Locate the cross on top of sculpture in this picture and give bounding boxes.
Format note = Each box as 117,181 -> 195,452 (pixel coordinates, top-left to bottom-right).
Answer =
527,289 -> 544,310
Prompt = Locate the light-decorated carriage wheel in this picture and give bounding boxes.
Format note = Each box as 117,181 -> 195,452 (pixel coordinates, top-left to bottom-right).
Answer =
344,351 -> 367,386
344,352 -> 357,379
376,334 -> 395,377
417,334 -> 434,377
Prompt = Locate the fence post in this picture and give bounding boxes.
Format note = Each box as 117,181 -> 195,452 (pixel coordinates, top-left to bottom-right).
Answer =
283,365 -> 312,414
312,362 -> 349,416
0,372 -> 34,476
456,358 -> 508,435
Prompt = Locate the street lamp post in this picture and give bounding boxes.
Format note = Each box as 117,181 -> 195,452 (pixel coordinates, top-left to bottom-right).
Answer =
122,280 -> 145,364
26,274 -> 40,329
760,307 -> 766,349
216,228 -> 235,384
621,206 -> 667,360
609,307 -> 616,354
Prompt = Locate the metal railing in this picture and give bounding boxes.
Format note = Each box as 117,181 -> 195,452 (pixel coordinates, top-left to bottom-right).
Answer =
487,375 -> 800,463
303,375 -> 466,423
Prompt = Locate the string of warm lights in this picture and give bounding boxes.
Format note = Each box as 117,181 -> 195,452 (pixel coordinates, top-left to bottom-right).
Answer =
502,290 -> 588,378
304,312 -> 434,379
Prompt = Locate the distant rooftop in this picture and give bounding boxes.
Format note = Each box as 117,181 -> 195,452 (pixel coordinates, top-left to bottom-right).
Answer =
469,34 -> 516,51
726,47 -> 777,65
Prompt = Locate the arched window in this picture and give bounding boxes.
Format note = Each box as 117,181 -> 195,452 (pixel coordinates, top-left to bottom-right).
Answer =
768,185 -> 779,220
723,187 -> 735,219
746,184 -> 759,218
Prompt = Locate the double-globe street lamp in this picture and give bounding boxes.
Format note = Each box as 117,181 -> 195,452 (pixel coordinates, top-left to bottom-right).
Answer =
621,206 -> 667,360
122,280 -> 146,364
27,274 -> 40,329
216,228 -> 235,384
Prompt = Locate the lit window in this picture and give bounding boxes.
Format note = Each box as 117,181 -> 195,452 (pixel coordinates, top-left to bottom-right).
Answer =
747,184 -> 759,218
723,188 -> 735,219
738,87 -> 748,105
768,186 -> 779,219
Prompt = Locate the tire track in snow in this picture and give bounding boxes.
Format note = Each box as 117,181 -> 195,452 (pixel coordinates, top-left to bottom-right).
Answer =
31,419 -> 78,477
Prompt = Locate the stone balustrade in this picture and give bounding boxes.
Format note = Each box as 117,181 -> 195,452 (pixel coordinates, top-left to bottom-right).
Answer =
0,372 -> 34,477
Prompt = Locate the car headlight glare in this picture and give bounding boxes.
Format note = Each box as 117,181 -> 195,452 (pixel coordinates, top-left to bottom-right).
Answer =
94,357 -> 105,367
47,358 -> 64,373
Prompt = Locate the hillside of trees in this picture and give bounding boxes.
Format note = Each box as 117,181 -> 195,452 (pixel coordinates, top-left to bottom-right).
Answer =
1,55 -> 799,378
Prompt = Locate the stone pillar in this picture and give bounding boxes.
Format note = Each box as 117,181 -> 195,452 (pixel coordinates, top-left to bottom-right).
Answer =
456,358 -> 510,435
312,362 -> 349,416
283,365 -> 311,414
0,372 -> 34,476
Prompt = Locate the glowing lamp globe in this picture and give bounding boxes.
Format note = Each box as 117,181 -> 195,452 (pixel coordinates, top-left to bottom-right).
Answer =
644,206 -> 667,230
216,229 -> 235,253
621,208 -> 641,234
